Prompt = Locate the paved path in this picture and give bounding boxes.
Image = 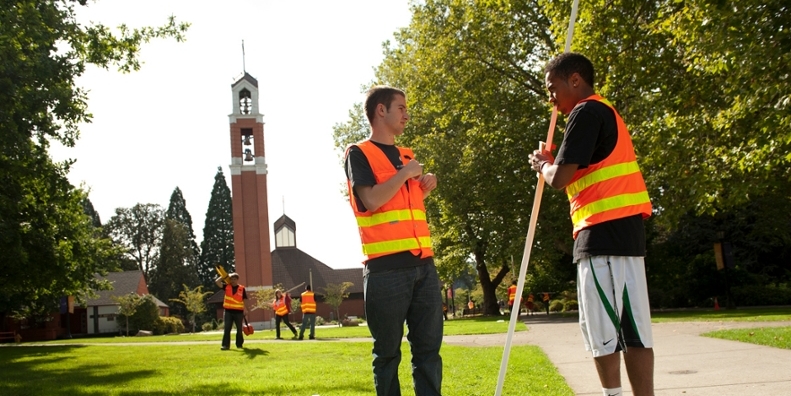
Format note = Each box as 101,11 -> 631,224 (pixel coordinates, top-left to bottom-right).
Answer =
444,316 -> 791,395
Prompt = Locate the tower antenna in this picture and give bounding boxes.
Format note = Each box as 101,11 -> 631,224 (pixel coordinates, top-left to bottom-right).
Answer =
242,40 -> 246,73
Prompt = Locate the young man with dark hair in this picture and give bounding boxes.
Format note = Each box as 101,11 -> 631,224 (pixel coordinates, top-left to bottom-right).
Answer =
344,85 -> 442,396
215,272 -> 248,350
530,52 -> 655,396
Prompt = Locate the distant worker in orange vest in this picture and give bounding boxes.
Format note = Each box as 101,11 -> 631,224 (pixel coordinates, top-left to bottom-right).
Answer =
215,272 -> 248,350
530,52 -> 654,396
344,85 -> 442,396
507,280 -> 518,315
525,294 -> 536,316
298,284 -> 317,340
273,289 -> 297,340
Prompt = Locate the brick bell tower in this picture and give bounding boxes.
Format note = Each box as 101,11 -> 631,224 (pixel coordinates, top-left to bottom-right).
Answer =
228,72 -> 273,326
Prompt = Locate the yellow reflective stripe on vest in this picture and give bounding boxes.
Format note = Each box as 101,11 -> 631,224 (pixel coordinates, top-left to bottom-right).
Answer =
571,191 -> 651,226
362,236 -> 433,256
356,209 -> 426,227
566,161 -> 642,198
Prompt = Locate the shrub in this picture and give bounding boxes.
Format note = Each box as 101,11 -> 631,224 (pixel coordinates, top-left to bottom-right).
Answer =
201,322 -> 214,332
315,316 -> 325,326
549,300 -> 564,312
160,316 -> 186,334
731,284 -> 791,306
117,296 -> 160,334
563,300 -> 578,311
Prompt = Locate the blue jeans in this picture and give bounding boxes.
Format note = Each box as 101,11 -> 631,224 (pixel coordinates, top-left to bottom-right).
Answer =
364,263 -> 443,396
299,313 -> 316,338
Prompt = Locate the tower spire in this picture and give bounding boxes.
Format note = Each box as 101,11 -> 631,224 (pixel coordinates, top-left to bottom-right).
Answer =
241,40 -> 246,73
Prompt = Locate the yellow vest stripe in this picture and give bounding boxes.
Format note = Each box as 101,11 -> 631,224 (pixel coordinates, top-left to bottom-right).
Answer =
572,191 -> 652,226
356,209 -> 426,227
362,236 -> 433,256
566,161 -> 642,198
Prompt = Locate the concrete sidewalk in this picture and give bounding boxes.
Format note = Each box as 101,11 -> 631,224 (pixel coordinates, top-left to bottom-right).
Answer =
444,316 -> 791,395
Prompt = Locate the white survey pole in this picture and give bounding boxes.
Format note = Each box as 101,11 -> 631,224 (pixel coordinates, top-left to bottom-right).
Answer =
493,1 -> 579,394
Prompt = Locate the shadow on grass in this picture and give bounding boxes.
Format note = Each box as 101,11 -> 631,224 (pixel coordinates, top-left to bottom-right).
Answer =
0,346 -> 158,396
239,346 -> 269,359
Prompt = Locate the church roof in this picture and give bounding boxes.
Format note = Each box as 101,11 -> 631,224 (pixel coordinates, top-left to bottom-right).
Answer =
232,72 -> 258,88
272,248 -> 363,296
273,214 -> 296,232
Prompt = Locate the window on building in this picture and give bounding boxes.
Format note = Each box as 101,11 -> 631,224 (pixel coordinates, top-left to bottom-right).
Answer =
275,226 -> 295,248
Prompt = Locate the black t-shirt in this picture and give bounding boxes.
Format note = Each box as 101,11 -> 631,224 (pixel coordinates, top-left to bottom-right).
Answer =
220,284 -> 248,312
554,100 -> 646,262
344,141 -> 433,272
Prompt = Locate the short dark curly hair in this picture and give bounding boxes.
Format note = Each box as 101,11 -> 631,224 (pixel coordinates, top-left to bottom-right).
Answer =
545,52 -> 595,88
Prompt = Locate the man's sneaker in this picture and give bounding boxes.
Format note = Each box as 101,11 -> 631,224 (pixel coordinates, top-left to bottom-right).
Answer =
236,345 -> 243,349
298,336 -> 304,340
220,346 -> 230,350
309,336 -> 315,340
276,337 -> 283,340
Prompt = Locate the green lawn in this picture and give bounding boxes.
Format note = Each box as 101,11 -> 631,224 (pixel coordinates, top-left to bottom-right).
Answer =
33,316 -> 526,345
702,326 -> 791,350
0,342 -> 571,395
650,307 -> 791,323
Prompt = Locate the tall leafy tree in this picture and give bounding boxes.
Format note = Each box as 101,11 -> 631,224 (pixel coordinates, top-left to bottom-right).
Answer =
334,0 -> 573,315
323,282 -> 353,325
148,219 -> 199,317
105,203 -> 165,278
198,167 -> 235,289
0,0 -> 187,320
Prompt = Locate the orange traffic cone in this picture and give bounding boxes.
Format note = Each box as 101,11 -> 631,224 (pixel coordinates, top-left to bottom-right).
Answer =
713,297 -> 720,311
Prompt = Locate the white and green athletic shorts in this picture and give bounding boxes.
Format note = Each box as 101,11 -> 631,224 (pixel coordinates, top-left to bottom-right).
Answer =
577,256 -> 653,357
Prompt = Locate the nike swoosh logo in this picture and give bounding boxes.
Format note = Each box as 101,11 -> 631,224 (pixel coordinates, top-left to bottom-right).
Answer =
603,338 -> 614,345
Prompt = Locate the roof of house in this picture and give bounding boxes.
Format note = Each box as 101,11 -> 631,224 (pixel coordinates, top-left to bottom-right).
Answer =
87,271 -> 168,308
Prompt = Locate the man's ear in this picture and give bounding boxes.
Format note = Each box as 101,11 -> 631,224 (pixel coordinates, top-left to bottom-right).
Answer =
570,73 -> 580,88
376,103 -> 387,117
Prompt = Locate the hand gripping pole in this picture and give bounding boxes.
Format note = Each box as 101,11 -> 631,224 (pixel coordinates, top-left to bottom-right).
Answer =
493,1 -> 579,394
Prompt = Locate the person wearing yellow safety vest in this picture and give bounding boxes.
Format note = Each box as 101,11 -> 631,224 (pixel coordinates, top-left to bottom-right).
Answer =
344,86 -> 442,396
214,272 -> 248,350
297,284 -> 316,340
272,289 -> 297,340
530,53 -> 654,396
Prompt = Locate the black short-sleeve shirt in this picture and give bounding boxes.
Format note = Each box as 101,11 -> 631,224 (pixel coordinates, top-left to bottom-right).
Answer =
554,100 -> 646,262
344,141 -> 433,272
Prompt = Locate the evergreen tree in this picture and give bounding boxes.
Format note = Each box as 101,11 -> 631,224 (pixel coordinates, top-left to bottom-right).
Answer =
165,187 -> 199,258
149,219 -> 199,318
198,167 -> 235,290
82,198 -> 102,227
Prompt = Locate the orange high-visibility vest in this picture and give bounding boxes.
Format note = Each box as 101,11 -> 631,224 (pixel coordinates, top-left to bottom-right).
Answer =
273,297 -> 288,316
507,285 -> 517,306
223,285 -> 245,310
346,140 -> 433,261
301,291 -> 316,314
565,95 -> 652,239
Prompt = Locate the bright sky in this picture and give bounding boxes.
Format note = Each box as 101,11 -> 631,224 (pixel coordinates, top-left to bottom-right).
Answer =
50,1 -> 413,269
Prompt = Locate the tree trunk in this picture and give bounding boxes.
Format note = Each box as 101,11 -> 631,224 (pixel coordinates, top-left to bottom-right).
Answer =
475,256 -> 510,316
